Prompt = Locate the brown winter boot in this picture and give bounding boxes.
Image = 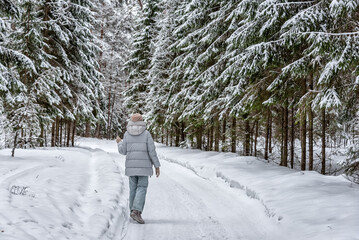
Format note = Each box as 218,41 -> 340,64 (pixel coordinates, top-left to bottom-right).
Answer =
130,210 -> 145,224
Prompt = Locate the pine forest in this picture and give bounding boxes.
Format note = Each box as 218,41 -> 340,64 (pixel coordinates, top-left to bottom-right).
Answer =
1,0 -> 359,182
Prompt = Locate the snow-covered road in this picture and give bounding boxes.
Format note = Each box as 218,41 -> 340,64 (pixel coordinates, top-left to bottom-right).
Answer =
122,159 -> 286,240
1,138 -> 358,240
80,138 -> 289,240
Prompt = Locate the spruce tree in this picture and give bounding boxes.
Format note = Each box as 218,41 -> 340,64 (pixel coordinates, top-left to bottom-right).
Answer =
124,0 -> 161,113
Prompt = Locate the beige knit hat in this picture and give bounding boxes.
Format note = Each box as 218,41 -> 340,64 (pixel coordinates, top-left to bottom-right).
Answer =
131,113 -> 143,122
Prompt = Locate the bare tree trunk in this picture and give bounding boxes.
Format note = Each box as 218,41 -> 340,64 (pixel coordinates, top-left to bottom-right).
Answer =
63,120 -> 67,146
39,124 -> 44,147
51,121 -> 55,147
95,123 -> 100,138
55,117 -> 60,146
59,119 -> 63,147
109,92 -> 116,139
197,126 -> 203,150
308,74 -> 314,170
175,122 -> 180,147
44,127 -> 47,147
181,122 -> 185,142
222,117 -> 227,152
231,117 -> 236,153
250,121 -> 254,156
67,120 -> 71,147
107,86 -> 112,139
245,118 -> 250,156
12,131 -> 18,157
308,108 -> 314,171
269,113 -> 272,154
170,127 -> 173,147
209,124 -> 214,151
254,120 -> 258,157
281,105 -> 288,167
300,79 -> 307,171
166,128 -> 169,146
265,110 -> 271,160
85,121 -> 91,138
321,109 -> 326,175
214,117 -> 220,152
71,120 -> 76,147
281,108 -> 284,164
161,127 -> 164,144
206,128 -> 210,151
290,106 -> 295,169
137,0 -> 143,9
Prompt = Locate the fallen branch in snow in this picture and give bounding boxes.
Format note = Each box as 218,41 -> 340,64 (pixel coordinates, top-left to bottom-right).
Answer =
10,185 -> 29,196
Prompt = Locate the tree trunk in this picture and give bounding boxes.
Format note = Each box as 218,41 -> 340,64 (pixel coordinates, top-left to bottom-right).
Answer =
308,74 -> 314,170
170,127 -> 173,147
269,113 -> 272,153
175,122 -> 180,147
197,126 -> 203,150
166,128 -> 169,146
107,86 -> 112,140
63,120 -> 67,146
55,117 -> 60,146
85,121 -> 91,138
206,128 -> 210,151
181,122 -> 185,142
281,107 -> 284,164
221,117 -> 227,152
161,127 -> 164,144
231,117 -> 236,153
109,92 -> 116,139
308,107 -> 314,171
95,123 -> 100,138
12,131 -> 18,157
214,117 -> 220,152
321,109 -> 326,175
59,119 -> 63,147
290,106 -> 295,169
250,121 -> 254,156
254,120 -> 258,157
281,105 -> 288,167
39,124 -> 44,147
245,118 -> 250,156
51,121 -> 55,147
44,126 -> 47,147
265,110 -> 271,160
71,120 -> 76,147
209,124 -> 214,151
67,120 -> 71,147
300,79 -> 307,171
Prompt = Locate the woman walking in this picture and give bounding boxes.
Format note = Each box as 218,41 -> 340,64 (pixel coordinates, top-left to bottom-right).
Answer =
116,113 -> 161,224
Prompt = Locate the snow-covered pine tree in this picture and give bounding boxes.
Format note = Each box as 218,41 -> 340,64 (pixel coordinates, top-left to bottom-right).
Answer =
124,0 -> 161,114
146,0 -> 182,143
41,0 -> 104,144
6,0 -> 64,150
0,0 -> 45,154
94,0 -> 135,139
273,0 -> 359,174
165,0 -> 227,149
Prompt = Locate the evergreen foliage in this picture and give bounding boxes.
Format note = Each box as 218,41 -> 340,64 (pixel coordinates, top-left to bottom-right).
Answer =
124,0 -> 359,180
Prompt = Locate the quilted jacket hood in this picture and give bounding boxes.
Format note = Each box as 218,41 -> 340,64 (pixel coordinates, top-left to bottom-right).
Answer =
127,120 -> 146,136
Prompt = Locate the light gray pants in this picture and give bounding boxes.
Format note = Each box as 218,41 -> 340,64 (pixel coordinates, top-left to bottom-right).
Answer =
129,176 -> 149,213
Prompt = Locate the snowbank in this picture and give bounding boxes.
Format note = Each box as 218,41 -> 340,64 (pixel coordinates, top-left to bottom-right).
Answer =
0,147 -> 128,239
156,144 -> 359,240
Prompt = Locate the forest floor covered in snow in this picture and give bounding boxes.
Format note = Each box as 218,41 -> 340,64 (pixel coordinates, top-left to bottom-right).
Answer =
0,138 -> 358,240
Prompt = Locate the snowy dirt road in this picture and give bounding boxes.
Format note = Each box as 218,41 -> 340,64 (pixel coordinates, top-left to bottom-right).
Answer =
0,138 -> 295,240
80,139 -> 290,240
121,160 -> 287,240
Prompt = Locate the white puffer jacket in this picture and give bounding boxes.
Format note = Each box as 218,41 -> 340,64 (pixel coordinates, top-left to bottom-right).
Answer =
117,121 -> 161,176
